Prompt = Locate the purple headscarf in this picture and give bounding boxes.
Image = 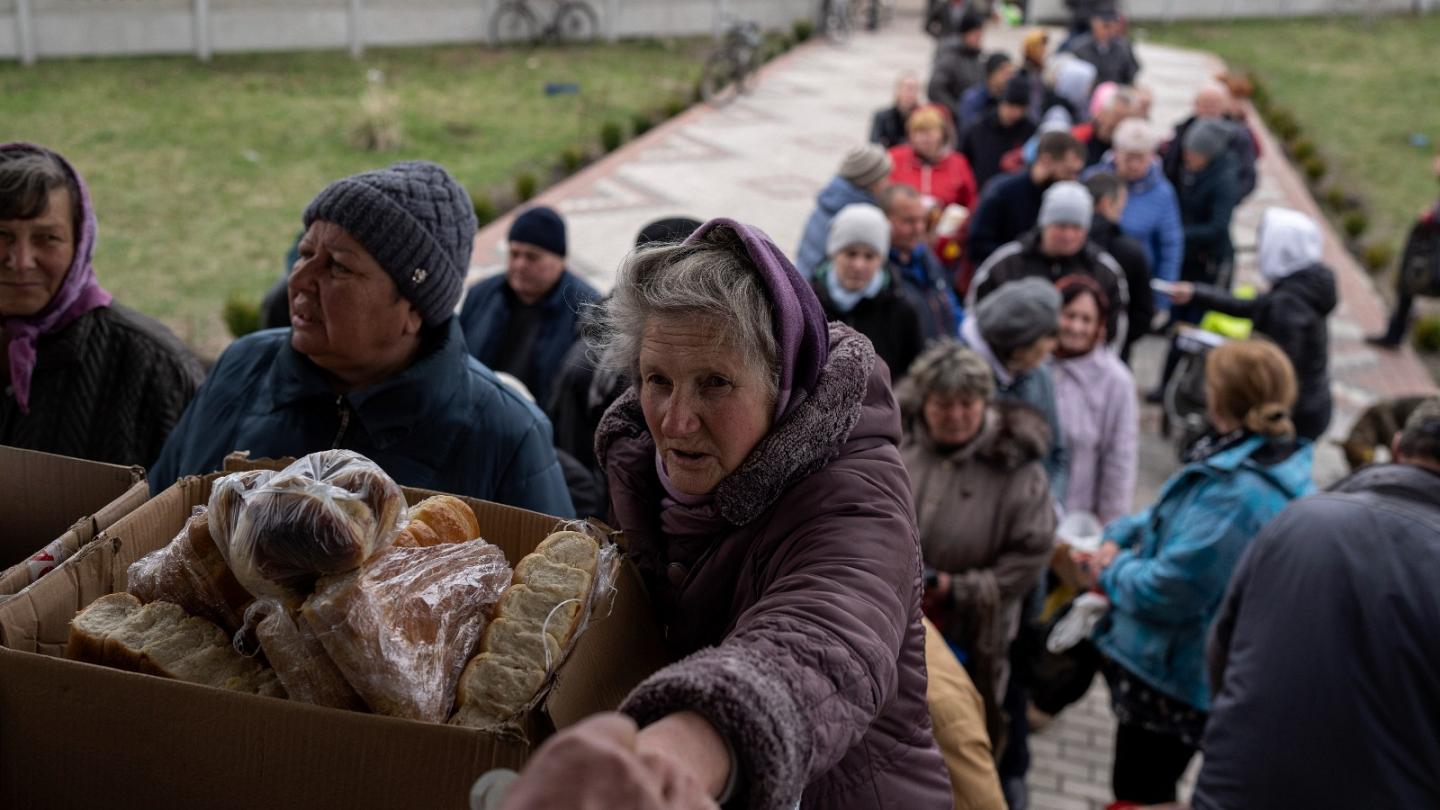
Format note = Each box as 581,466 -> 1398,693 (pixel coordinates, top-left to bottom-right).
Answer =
1,142 -> 112,414
682,218 -> 830,423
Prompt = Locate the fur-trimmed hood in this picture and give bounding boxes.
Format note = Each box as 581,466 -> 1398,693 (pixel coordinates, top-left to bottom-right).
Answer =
907,398 -> 1052,473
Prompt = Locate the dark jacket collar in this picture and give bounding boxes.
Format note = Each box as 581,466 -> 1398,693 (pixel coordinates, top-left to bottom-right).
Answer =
267,318 -> 468,449
1330,462 -> 1440,506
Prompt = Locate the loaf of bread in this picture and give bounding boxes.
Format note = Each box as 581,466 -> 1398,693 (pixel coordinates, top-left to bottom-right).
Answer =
451,530 -> 601,729
393,495 -> 480,548
219,450 -> 406,598
207,469 -> 275,560
250,599 -> 364,710
301,539 -> 512,722
127,508 -> 253,635
67,593 -> 285,697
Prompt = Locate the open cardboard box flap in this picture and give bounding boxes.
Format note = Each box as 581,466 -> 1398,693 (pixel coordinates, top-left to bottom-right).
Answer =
0,456 -> 669,810
0,445 -> 148,598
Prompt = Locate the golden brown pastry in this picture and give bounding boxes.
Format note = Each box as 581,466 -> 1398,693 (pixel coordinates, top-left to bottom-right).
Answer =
393,495 -> 480,548
127,508 -> 253,636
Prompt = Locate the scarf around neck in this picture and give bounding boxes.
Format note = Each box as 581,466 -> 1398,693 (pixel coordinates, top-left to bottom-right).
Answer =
823,264 -> 887,313
2,142 -> 113,414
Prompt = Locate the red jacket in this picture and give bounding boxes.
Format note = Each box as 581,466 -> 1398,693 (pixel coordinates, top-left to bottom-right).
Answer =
888,144 -> 978,211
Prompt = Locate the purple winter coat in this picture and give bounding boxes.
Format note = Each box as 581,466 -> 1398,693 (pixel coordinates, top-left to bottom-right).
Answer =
597,323 -> 954,810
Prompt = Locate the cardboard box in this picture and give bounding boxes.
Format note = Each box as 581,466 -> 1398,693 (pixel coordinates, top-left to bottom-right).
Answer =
0,460 -> 669,810
0,445 -> 149,599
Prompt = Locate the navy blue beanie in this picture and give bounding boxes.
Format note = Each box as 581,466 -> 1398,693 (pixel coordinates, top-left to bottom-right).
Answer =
508,206 -> 567,258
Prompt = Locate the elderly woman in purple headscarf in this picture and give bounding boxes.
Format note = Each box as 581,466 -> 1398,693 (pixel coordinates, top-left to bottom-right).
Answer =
494,220 -> 952,810
0,143 -> 201,466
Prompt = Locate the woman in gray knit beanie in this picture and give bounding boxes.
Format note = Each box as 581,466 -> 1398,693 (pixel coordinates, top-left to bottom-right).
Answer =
149,161 -> 574,517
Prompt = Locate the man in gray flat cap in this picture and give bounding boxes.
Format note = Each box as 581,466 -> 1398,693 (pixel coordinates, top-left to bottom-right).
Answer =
151,161 -> 574,516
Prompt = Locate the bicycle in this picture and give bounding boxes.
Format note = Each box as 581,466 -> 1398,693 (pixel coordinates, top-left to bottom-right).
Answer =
699,18 -> 763,107
490,0 -> 600,47
820,0 -> 894,42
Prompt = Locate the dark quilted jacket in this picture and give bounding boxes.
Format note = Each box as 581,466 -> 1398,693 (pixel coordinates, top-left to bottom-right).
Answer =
0,304 -> 202,468
598,324 -> 953,810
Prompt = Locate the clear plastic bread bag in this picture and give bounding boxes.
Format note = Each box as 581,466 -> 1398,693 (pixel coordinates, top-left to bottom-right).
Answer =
245,598 -> 365,710
127,506 -> 253,636
300,539 -> 514,723
210,450 -> 406,602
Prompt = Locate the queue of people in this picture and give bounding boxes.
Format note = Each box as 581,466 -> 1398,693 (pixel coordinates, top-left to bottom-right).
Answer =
5,4 -> 1440,809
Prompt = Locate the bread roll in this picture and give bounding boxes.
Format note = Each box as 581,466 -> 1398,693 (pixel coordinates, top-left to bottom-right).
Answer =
394,495 -> 480,548
127,508 -> 253,635
68,593 -> 285,697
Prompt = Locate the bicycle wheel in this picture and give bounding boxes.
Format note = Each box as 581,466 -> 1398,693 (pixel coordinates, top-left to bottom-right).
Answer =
491,1 -> 538,46
700,50 -> 742,107
554,1 -> 600,44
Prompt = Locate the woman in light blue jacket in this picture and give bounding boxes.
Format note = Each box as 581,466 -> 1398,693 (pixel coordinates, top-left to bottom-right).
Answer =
1074,339 -> 1314,806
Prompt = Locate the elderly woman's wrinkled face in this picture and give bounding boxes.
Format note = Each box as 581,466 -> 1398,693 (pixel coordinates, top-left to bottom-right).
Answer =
1115,150 -> 1152,182
638,316 -> 774,496
833,245 -> 884,292
0,187 -> 74,318
1059,291 -> 1103,354
923,392 -> 986,447
288,220 -> 423,389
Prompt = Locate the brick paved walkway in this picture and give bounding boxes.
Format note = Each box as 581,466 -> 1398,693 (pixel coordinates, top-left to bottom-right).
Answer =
466,4 -> 1437,807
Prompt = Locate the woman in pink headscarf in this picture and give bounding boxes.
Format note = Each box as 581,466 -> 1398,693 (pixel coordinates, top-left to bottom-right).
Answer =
1,142 -> 201,466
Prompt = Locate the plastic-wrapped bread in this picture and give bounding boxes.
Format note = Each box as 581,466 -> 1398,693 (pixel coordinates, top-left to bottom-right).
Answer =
451,530 -> 601,729
393,495 -> 480,548
127,507 -> 253,635
301,540 -> 512,722
249,599 -> 365,710
67,593 -> 285,697
217,451 -> 406,599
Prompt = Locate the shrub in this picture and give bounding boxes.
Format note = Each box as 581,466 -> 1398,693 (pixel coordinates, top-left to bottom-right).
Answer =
1288,137 -> 1316,161
514,172 -> 538,202
1414,314 -> 1440,353
473,192 -> 498,226
600,120 -> 624,153
222,293 -> 262,339
1362,242 -> 1395,273
1302,155 -> 1327,183
1267,108 -> 1299,141
792,18 -> 813,42
560,146 -> 585,175
631,111 -> 653,136
1341,210 -> 1368,239
1323,186 -> 1347,211
663,96 -> 688,118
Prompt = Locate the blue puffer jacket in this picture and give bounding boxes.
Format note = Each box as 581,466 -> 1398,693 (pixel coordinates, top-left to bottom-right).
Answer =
1086,158 -> 1184,310
795,177 -> 878,276
459,270 -> 600,407
1093,434 -> 1314,711
149,321 -> 574,517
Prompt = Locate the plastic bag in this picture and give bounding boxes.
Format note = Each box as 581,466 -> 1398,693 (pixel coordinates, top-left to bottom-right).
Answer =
1046,591 -> 1110,654
300,539 -> 513,722
247,598 -> 365,710
212,450 -> 406,601
127,506 -> 253,636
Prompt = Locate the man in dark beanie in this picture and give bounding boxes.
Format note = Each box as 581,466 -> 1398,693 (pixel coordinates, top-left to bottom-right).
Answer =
957,52 -> 1016,134
959,276 -> 1068,502
150,161 -> 573,515
960,73 -> 1040,190
459,205 -> 601,407
1171,115 -> 1240,329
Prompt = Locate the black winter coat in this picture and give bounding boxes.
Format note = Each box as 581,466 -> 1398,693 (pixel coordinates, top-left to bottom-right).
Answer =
1163,116 -> 1258,203
869,106 -> 909,149
1198,463 -> 1440,810
811,275 -> 925,381
928,40 -> 984,125
1190,265 -> 1337,440
0,304 -> 202,469
1178,152 -> 1241,279
965,170 -> 1046,268
1090,218 -> 1153,358
961,111 -> 1038,192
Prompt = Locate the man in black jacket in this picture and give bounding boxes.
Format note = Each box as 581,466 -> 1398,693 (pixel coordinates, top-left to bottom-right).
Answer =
870,72 -> 922,150
926,14 -> 985,128
1196,398 -> 1440,810
1160,82 -> 1258,202
965,130 -> 1085,274
961,75 -> 1039,191
1084,172 -> 1151,362
1369,148 -> 1440,348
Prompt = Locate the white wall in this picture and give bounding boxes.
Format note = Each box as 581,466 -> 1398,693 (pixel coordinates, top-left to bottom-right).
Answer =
1028,0 -> 1432,22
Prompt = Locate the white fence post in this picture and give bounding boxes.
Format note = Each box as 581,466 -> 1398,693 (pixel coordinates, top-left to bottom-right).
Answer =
15,0 -> 35,66
193,0 -> 211,62
606,0 -> 620,42
349,0 -> 364,59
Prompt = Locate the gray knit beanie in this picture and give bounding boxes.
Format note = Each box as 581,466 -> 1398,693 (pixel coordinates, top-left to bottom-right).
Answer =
838,144 -> 893,189
827,203 -> 891,257
303,160 -> 477,327
1183,117 -> 1232,160
1038,181 -> 1094,230
976,277 -> 1061,357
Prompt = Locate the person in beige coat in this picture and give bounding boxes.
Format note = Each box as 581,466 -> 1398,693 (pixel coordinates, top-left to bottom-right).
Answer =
898,341 -> 1058,744
924,617 -> 1008,810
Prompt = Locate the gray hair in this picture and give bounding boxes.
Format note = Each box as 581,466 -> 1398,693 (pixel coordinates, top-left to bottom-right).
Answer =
895,340 -> 994,423
0,147 -> 81,235
587,227 -> 779,402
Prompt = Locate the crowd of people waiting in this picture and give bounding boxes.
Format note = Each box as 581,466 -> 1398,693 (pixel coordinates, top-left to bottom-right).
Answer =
3,1 -> 1440,807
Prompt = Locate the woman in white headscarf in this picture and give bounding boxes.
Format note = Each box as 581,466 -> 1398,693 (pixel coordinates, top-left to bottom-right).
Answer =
1170,208 -> 1337,439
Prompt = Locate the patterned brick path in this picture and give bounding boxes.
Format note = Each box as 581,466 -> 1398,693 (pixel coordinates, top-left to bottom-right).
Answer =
465,4 -> 1437,807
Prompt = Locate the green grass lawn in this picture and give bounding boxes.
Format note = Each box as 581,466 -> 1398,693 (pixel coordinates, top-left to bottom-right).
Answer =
1145,14 -> 1440,267
2,40 -> 706,355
